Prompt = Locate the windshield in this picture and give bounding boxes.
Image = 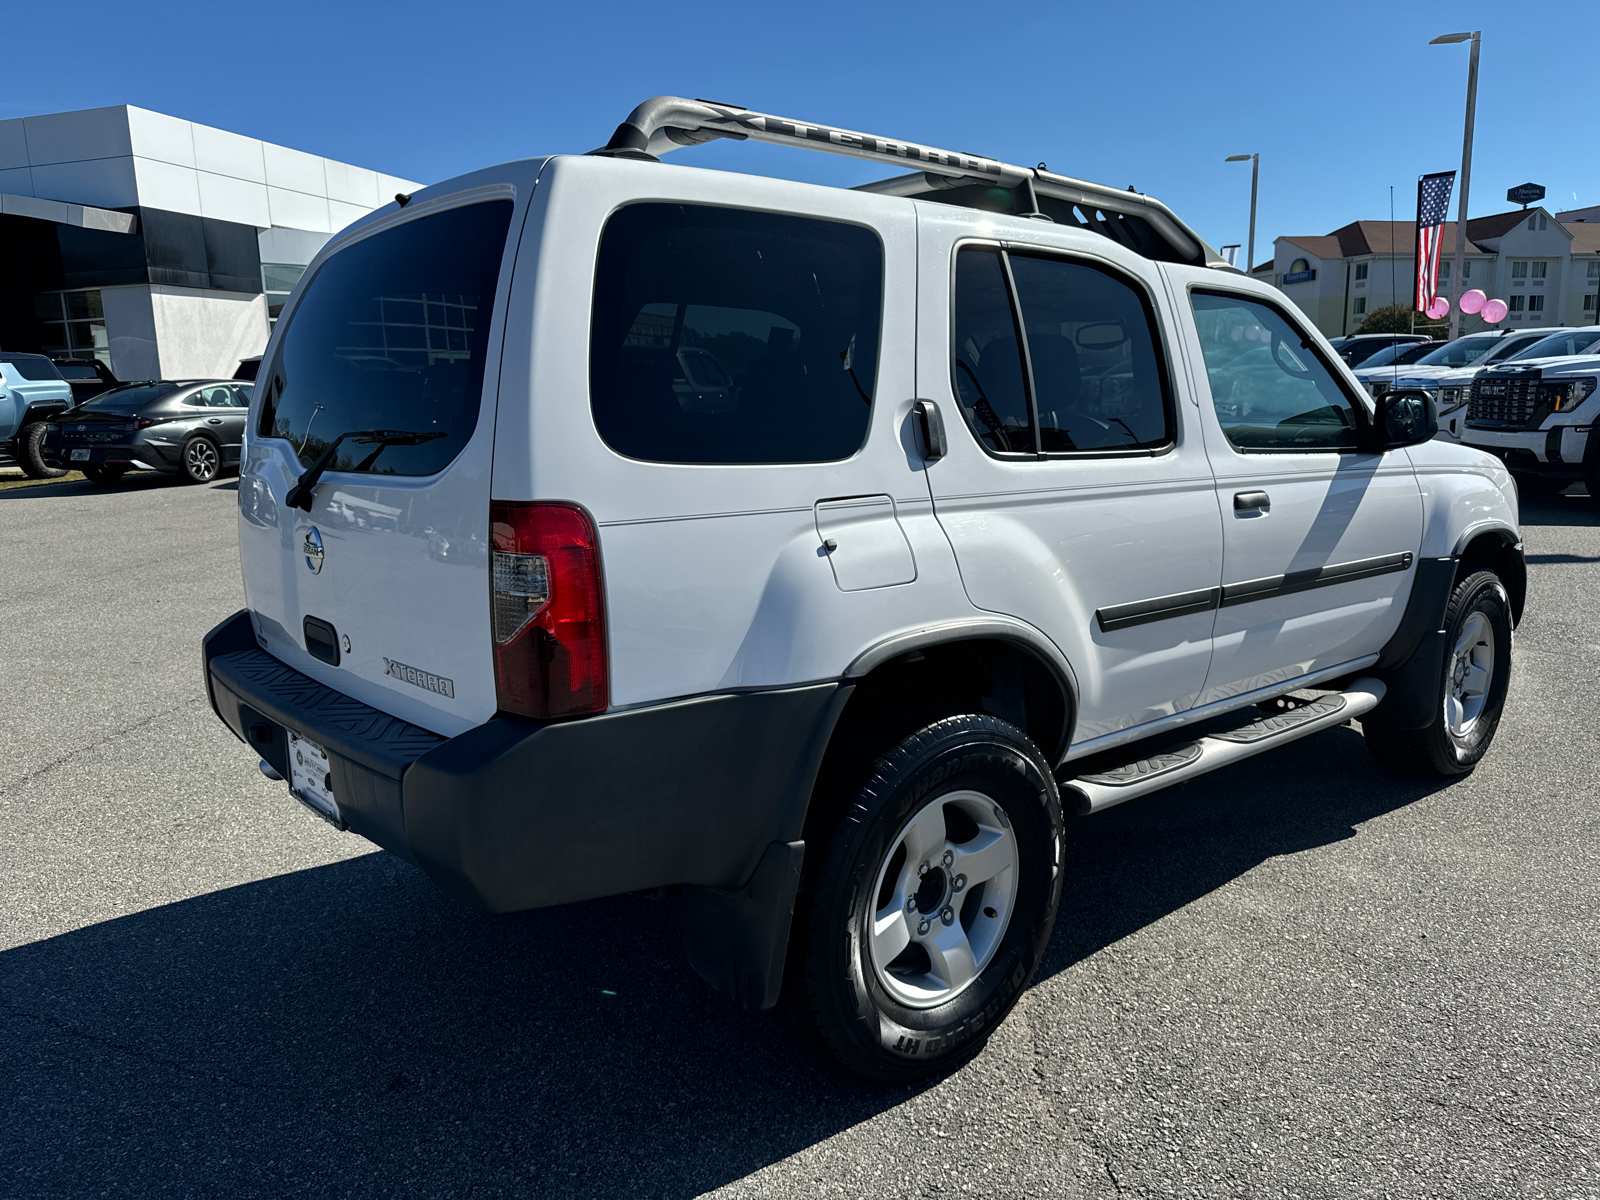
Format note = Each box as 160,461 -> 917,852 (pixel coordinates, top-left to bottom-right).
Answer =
83,383 -> 180,408
1411,335 -> 1500,367
1510,331 -> 1600,361
257,199 -> 514,475
1362,342 -> 1435,369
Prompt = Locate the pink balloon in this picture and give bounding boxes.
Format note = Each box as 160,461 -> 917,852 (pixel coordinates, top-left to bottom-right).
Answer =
1459,288 -> 1487,315
1427,297 -> 1450,320
1480,298 -> 1508,324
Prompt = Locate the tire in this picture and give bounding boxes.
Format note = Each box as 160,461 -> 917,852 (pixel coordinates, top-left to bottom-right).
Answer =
82,464 -> 126,485
180,435 -> 221,484
1510,471 -> 1566,497
18,423 -> 67,479
787,714 -> 1064,1082
1365,569 -> 1512,777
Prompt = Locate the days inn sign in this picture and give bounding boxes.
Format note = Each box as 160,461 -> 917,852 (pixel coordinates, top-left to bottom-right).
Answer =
1282,257 -> 1317,284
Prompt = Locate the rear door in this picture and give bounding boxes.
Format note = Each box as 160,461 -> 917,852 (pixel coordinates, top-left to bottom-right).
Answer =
915,208 -> 1224,746
1169,277 -> 1423,704
239,176 -> 534,736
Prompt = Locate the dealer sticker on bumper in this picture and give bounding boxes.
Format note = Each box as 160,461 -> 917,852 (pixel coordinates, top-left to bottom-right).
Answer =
287,730 -> 341,824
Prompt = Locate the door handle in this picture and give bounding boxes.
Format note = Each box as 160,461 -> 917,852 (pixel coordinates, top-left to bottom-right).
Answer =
913,399 -> 947,462
207,418 -> 223,424
1233,490 -> 1271,513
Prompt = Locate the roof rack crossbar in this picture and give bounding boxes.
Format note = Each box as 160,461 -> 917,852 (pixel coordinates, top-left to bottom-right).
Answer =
592,96 -> 1215,266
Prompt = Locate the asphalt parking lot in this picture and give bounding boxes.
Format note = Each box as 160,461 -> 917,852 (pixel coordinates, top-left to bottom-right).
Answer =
2,473 -> 1598,1199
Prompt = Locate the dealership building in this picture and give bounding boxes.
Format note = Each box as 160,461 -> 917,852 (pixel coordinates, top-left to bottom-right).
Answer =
1254,208 -> 1600,338
0,106 -> 419,381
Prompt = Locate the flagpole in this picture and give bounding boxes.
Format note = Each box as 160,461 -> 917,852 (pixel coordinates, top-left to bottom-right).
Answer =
1433,30 -> 1481,340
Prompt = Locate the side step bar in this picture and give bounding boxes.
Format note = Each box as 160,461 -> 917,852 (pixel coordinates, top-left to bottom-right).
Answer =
1059,678 -> 1386,815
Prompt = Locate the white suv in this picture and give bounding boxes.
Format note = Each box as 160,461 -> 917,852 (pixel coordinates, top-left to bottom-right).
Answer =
202,98 -> 1525,1081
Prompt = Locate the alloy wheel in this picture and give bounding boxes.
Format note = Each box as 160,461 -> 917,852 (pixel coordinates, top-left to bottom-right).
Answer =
867,789 -> 1019,1008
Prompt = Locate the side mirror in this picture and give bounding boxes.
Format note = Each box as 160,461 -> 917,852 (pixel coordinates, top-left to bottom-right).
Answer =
1368,388 -> 1437,451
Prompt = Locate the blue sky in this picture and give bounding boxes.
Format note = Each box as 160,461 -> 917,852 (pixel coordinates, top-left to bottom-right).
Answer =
7,0 -> 1589,260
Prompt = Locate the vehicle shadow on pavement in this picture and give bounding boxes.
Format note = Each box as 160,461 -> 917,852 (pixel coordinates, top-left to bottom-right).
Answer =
0,472 -> 237,501
0,724 -> 1446,1198
1516,490 -> 1598,529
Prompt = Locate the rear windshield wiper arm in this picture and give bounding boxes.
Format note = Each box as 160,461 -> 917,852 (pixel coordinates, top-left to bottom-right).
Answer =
285,429 -> 447,512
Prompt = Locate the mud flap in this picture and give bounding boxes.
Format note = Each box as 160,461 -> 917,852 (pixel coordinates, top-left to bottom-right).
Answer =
682,840 -> 805,1012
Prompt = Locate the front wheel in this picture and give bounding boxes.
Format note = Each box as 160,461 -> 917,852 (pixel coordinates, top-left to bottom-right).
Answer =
1365,570 -> 1512,777
180,435 -> 221,484
18,423 -> 67,479
788,714 -> 1064,1082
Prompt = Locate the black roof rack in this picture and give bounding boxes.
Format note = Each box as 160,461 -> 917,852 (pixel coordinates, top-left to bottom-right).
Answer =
593,96 -> 1224,268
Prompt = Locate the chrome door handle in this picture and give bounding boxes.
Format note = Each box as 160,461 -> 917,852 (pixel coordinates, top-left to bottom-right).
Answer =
1233,490 -> 1271,513
207,418 -> 223,424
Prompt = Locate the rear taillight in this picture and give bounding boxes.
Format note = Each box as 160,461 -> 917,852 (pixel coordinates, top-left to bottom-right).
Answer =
489,501 -> 607,719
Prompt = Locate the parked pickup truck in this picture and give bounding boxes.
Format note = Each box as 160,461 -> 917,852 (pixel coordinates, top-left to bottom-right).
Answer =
201,97 -> 1525,1083
1460,350 -> 1600,498
0,352 -> 73,478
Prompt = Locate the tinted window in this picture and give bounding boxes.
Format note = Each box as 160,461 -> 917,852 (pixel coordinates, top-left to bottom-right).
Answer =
1191,292 -> 1362,451
1412,335 -> 1500,367
1511,331 -> 1600,360
188,384 -> 236,408
55,362 -> 101,380
257,200 -> 513,475
1344,339 -> 1402,367
590,204 -> 882,465
0,353 -> 64,381
1486,333 -> 1539,361
1008,254 -> 1170,451
952,249 -> 1032,453
85,383 -> 181,408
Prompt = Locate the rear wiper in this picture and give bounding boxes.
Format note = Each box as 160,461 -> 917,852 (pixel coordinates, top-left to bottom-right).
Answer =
284,429 -> 447,512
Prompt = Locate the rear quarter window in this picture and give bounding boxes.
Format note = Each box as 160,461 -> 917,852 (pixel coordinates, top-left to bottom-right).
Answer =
257,199 -> 514,476
589,203 -> 884,465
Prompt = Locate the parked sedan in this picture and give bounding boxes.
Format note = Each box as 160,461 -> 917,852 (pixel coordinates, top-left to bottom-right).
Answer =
44,379 -> 252,485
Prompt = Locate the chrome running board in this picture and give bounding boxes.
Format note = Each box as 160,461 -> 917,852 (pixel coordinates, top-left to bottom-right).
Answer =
1059,678 -> 1386,815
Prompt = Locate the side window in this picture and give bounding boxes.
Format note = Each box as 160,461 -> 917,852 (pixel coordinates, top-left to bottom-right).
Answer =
1190,292 -> 1362,452
952,249 -> 1032,454
589,203 -> 883,465
229,384 -> 254,408
1008,254 -> 1171,451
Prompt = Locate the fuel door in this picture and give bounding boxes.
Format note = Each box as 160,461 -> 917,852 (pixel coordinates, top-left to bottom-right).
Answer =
814,495 -> 917,592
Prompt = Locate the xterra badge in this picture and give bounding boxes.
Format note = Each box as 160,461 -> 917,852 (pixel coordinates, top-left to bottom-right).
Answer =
384,657 -> 455,699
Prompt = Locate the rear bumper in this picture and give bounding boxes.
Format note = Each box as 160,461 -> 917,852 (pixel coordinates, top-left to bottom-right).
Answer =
202,609 -> 846,913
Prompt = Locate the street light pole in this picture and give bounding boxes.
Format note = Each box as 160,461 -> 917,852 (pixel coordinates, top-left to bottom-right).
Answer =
1432,30 -> 1480,340
1226,153 -> 1260,271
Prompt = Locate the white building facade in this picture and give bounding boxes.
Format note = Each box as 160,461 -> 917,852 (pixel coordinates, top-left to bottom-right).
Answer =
0,106 -> 419,381
1257,209 -> 1600,339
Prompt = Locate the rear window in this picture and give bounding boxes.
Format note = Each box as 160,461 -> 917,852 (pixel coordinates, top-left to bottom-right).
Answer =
85,383 -> 181,407
55,362 -> 101,380
589,203 -> 883,465
0,353 -> 64,381
257,199 -> 514,475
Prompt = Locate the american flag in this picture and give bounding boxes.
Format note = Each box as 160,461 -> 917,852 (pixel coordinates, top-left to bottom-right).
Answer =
1415,171 -> 1456,312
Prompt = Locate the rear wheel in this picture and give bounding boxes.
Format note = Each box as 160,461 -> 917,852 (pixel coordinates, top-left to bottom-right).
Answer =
18,423 -> 67,479
82,464 -> 127,485
1510,471 -> 1567,497
787,714 -> 1063,1082
1365,570 -> 1512,777
181,435 -> 221,484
